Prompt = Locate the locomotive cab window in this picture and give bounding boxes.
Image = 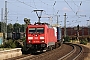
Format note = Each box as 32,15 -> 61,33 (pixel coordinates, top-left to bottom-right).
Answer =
29,28 -> 44,33
29,28 -> 35,33
37,28 -> 44,33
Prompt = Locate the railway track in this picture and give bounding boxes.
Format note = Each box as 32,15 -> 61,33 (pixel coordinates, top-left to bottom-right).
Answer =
5,43 -> 83,60
58,43 -> 83,60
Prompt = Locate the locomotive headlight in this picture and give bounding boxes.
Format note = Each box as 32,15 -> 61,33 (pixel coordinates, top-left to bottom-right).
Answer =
41,41 -> 44,42
29,41 -> 31,43
28,37 -> 33,40
28,40 -> 32,43
40,37 -> 44,39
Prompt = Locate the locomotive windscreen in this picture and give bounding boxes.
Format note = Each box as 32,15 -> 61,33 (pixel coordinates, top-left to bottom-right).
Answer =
29,28 -> 44,33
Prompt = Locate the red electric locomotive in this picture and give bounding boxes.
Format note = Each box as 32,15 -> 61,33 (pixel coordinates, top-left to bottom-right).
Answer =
23,22 -> 62,53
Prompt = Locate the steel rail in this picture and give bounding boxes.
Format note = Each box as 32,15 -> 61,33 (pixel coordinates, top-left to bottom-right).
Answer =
73,44 -> 83,60
58,44 -> 76,60
58,44 -> 83,60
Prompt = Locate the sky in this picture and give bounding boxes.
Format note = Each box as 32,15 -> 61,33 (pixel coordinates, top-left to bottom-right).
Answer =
0,0 -> 90,27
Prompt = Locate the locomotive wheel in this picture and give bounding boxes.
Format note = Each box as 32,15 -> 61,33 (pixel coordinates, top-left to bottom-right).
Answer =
50,46 -> 53,50
43,47 -> 48,52
48,46 -> 53,51
55,43 -> 59,48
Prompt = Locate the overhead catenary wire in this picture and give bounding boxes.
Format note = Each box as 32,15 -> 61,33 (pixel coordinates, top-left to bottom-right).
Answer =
71,0 -> 82,15
39,0 -> 53,14
40,0 -> 58,24
64,0 -> 76,14
39,0 -> 53,6
6,1 -> 35,24
64,0 -> 84,19
33,0 -> 37,9
16,0 -> 37,9
7,1 -> 32,12
39,0 -> 56,15
67,0 -> 82,19
76,1 -> 82,15
71,0 -> 79,7
36,0 -> 58,18
52,1 -> 56,15
6,2 -> 31,19
7,0 -> 38,19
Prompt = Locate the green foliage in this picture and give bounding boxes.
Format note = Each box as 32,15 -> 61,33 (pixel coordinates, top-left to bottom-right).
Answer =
7,23 -> 25,33
80,39 -> 88,45
0,22 -> 25,33
0,22 -> 7,32
63,36 -> 70,42
20,24 -> 25,32
0,40 -> 16,48
0,40 -> 22,48
21,37 -> 26,42
13,23 -> 21,32
7,23 -> 13,33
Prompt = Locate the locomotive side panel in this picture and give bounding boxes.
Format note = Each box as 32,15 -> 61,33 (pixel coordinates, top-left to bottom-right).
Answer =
47,28 -> 57,47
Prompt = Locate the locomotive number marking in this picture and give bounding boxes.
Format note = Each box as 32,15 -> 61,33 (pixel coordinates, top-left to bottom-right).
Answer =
35,37 -> 38,39
34,41 -> 39,43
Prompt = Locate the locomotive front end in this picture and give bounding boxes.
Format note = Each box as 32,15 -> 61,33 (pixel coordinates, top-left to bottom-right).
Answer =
25,24 -> 47,52
27,27 -> 45,44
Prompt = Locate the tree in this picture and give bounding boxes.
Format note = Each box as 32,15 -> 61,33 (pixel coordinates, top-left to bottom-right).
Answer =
63,36 -> 70,42
20,24 -> 25,32
13,23 -> 21,32
0,22 -> 6,33
7,23 -> 13,33
1,22 -> 26,33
